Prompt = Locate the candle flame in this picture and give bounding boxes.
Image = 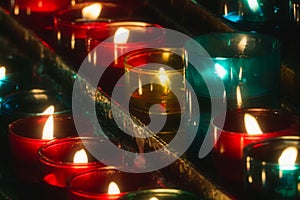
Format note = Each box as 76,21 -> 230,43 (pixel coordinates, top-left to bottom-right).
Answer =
14,5 -> 19,15
149,197 -> 159,200
113,27 -> 130,44
73,149 -> 88,164
82,3 -> 102,20
108,181 -> 120,195
38,0 -> 42,8
224,3 -> 228,15
247,0 -> 260,12
42,115 -> 54,140
238,37 -> 247,51
42,105 -> 55,114
244,113 -> 263,135
278,147 -> 298,170
236,85 -> 243,108
0,66 -> 6,79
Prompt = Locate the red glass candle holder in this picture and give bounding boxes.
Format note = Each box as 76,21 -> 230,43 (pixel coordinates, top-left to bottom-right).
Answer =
52,2 -> 131,69
38,137 -> 127,190
212,108 -> 300,183
68,167 -> 166,200
54,2 -> 131,39
11,0 -> 71,30
119,189 -> 199,200
9,115 -> 87,184
86,21 -> 165,96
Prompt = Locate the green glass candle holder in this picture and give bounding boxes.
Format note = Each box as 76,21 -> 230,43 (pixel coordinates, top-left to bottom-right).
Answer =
238,0 -> 290,24
244,136 -> 300,199
185,32 -> 280,111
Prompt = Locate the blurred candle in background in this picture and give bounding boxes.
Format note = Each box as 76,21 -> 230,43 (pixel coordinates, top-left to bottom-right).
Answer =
86,21 -> 165,96
52,2 -> 131,69
10,0 -> 71,31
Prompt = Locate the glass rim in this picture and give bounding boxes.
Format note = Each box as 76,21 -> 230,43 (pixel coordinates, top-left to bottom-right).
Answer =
185,31 -> 281,55
8,114 -> 73,141
38,136 -> 104,167
0,89 -> 71,116
54,2 -> 124,24
124,48 -> 186,74
86,21 -> 165,48
212,108 -> 300,135
243,136 -> 300,166
119,188 -> 198,199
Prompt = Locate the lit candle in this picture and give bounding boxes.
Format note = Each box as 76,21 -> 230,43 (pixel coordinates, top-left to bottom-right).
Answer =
244,136 -> 300,199
54,2 -> 125,39
123,48 -> 185,143
38,137 -> 125,190
52,2 -> 131,69
9,113 -> 82,183
212,108 -> 300,183
68,167 -> 166,200
86,21 -> 165,96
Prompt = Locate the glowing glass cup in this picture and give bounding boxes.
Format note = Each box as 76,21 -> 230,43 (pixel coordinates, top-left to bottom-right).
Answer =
244,136 -> 300,199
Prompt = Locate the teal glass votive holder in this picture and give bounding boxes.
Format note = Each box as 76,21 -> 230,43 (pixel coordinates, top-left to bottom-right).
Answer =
238,0 -> 290,24
185,32 -> 281,112
244,136 -> 300,199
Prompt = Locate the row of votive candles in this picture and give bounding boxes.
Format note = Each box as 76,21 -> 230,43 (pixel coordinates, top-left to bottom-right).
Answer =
0,88 -> 198,199
2,88 -> 300,199
3,1 -> 300,199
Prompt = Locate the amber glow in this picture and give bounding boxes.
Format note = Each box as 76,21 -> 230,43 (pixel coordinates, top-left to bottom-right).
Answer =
278,147 -> 298,170
236,85 -> 243,108
73,149 -> 88,163
108,182 -> 120,195
238,37 -> 247,51
244,113 -> 263,135
0,66 -> 6,79
82,3 -> 102,20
